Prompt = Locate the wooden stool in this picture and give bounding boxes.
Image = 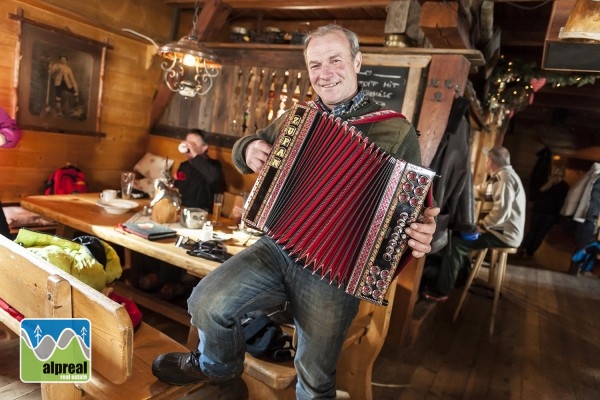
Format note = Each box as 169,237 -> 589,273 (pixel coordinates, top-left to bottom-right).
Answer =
453,247 -> 518,335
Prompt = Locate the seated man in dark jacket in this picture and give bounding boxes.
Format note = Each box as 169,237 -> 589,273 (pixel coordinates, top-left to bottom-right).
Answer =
175,129 -> 226,210
137,129 -> 226,300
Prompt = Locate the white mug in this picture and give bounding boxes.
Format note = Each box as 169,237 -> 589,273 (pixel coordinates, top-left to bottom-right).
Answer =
100,189 -> 117,202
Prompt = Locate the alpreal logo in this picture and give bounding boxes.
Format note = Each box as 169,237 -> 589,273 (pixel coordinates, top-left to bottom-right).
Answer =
20,318 -> 91,383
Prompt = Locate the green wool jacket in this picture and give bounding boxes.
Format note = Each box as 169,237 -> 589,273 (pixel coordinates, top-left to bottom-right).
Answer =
232,98 -> 422,174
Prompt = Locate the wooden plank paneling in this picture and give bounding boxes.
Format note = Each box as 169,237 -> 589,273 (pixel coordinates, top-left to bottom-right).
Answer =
0,0 -> 169,203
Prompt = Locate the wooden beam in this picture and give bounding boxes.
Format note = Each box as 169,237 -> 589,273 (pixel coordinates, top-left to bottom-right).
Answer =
417,54 -> 472,167
165,0 -> 390,9
419,1 -> 473,49
531,92 -> 600,113
192,0 -> 232,40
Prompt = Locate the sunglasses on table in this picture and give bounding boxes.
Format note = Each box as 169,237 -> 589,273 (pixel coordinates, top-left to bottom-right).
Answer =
175,235 -> 231,262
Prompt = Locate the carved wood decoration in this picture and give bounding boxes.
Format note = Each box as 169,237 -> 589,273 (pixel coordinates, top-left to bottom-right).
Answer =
155,62 -> 313,141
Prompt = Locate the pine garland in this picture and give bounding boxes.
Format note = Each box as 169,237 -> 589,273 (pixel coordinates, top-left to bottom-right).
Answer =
484,55 -> 600,125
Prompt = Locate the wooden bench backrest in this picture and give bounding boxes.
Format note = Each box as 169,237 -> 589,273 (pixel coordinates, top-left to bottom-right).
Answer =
0,234 -> 133,385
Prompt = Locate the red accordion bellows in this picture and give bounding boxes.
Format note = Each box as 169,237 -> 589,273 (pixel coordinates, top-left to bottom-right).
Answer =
243,104 -> 435,305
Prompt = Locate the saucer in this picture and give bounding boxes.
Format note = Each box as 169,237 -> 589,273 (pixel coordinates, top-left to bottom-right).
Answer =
97,199 -> 138,214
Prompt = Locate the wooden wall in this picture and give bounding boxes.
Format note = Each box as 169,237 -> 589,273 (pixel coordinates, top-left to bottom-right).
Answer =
0,0 -> 172,203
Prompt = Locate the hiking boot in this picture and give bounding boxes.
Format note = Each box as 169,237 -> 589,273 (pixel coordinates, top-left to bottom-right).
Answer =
152,351 -> 210,385
152,351 -> 249,399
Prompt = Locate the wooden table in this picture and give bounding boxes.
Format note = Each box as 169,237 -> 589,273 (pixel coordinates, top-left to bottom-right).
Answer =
20,193 -> 254,277
20,193 -> 256,331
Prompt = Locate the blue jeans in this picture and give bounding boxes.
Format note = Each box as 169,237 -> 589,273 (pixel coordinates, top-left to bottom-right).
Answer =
187,236 -> 360,399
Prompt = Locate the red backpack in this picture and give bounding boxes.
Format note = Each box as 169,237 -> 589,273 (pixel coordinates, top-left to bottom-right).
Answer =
44,165 -> 88,195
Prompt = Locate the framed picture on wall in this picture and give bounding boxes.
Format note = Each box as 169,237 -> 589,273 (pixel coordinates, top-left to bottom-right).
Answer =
16,20 -> 108,136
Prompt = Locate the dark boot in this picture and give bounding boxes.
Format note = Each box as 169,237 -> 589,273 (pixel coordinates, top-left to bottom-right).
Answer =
152,351 -> 209,385
152,351 -> 248,399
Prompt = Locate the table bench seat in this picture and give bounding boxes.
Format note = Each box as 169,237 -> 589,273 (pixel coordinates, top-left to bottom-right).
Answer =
0,234 -> 204,400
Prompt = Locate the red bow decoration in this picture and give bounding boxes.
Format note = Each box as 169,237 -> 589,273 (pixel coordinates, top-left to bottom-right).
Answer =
530,77 -> 546,92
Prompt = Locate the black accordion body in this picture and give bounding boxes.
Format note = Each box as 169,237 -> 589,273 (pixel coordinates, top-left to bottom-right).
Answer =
243,104 -> 435,305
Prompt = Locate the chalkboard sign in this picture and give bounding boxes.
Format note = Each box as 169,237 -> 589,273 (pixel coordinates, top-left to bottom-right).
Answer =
358,65 -> 410,113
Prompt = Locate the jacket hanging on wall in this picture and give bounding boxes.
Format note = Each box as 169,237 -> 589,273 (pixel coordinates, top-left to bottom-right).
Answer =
428,96 -> 477,254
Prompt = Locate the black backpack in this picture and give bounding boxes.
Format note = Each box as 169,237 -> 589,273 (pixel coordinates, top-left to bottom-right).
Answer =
241,311 -> 295,362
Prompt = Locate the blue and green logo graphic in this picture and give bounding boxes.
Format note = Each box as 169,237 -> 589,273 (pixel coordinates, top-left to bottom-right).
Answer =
20,318 -> 91,383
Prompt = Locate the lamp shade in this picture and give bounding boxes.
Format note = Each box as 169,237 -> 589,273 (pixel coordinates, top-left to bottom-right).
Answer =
158,35 -> 220,69
158,35 -> 221,97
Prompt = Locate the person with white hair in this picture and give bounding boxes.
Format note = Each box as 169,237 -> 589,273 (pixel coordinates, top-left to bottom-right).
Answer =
422,146 -> 526,302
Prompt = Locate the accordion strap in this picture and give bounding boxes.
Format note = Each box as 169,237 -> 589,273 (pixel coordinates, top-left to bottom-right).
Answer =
303,101 -> 406,125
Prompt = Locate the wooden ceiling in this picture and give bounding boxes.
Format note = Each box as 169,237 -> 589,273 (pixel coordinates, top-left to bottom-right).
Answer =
164,1 -> 600,159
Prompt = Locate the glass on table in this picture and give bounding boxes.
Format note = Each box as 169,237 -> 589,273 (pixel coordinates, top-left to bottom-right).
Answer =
212,193 -> 223,226
121,172 -> 135,200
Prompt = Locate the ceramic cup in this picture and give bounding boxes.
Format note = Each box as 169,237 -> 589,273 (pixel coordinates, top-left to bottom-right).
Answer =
100,189 -> 118,202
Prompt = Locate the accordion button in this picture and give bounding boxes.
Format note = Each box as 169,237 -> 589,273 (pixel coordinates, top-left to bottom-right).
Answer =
410,197 -> 419,207
414,187 -> 424,196
370,266 -> 380,275
381,270 -> 390,279
362,286 -> 372,295
418,176 -> 429,185
403,182 -> 413,192
383,253 -> 392,262
400,212 -> 409,220
376,280 -> 386,288
399,194 -> 409,203
407,171 -> 417,181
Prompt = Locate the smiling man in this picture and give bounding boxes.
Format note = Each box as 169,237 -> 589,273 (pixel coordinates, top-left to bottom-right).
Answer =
152,24 -> 439,400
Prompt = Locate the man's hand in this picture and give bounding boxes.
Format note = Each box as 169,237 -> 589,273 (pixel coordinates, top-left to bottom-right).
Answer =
405,206 -> 440,258
245,140 -> 272,173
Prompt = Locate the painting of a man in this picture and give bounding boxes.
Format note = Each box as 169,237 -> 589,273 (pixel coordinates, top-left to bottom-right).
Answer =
18,22 -> 104,134
49,55 -> 80,118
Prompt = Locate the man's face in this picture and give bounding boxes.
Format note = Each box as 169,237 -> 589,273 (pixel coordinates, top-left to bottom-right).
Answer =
185,133 -> 207,156
305,31 -> 362,109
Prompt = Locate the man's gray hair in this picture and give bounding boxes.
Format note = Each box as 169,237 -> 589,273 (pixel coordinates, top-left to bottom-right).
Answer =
303,24 -> 360,59
487,146 -> 511,167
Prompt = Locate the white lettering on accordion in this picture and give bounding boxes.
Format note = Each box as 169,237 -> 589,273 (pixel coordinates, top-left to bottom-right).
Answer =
270,115 -> 302,169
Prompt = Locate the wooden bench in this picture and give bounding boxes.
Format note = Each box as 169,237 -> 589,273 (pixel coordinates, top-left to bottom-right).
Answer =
239,280 -> 398,400
0,234 -> 206,400
2,203 -> 57,235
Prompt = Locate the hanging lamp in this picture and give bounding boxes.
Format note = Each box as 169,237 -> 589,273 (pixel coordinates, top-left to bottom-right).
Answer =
158,0 -> 220,98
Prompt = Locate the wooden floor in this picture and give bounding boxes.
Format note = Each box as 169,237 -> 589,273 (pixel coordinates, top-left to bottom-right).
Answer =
372,261 -> 600,400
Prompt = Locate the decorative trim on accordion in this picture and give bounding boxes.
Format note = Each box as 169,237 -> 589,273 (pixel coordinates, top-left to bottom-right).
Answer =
347,163 -> 434,304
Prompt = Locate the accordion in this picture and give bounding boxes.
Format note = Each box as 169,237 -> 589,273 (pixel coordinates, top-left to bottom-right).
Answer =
243,104 -> 435,305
